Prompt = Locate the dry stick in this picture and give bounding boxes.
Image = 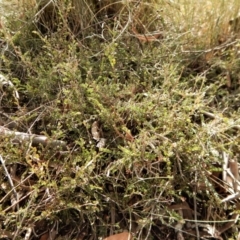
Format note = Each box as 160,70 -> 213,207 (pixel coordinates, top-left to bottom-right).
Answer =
3,191 -> 33,213
24,227 -> 32,240
228,157 -> 240,193
181,39 -> 239,54
222,152 -> 229,185
221,192 -> 240,203
0,173 -> 34,204
144,213 -> 152,240
0,126 -> 67,149
201,111 -> 240,130
217,202 -> 240,237
12,189 -> 36,240
194,168 -> 200,240
175,153 -> 184,178
218,213 -> 239,235
0,155 -> 18,205
34,0 -> 55,18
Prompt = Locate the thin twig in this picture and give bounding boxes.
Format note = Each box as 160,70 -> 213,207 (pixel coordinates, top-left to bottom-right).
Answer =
0,155 -> 18,203
201,111 -> 240,130
181,39 -> 239,54
194,168 -> 200,240
221,192 -> 240,203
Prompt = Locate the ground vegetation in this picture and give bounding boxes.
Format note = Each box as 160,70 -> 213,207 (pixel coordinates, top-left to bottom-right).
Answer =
0,0 -> 240,239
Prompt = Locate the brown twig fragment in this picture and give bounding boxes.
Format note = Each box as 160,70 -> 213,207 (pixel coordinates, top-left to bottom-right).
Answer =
0,126 -> 67,149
